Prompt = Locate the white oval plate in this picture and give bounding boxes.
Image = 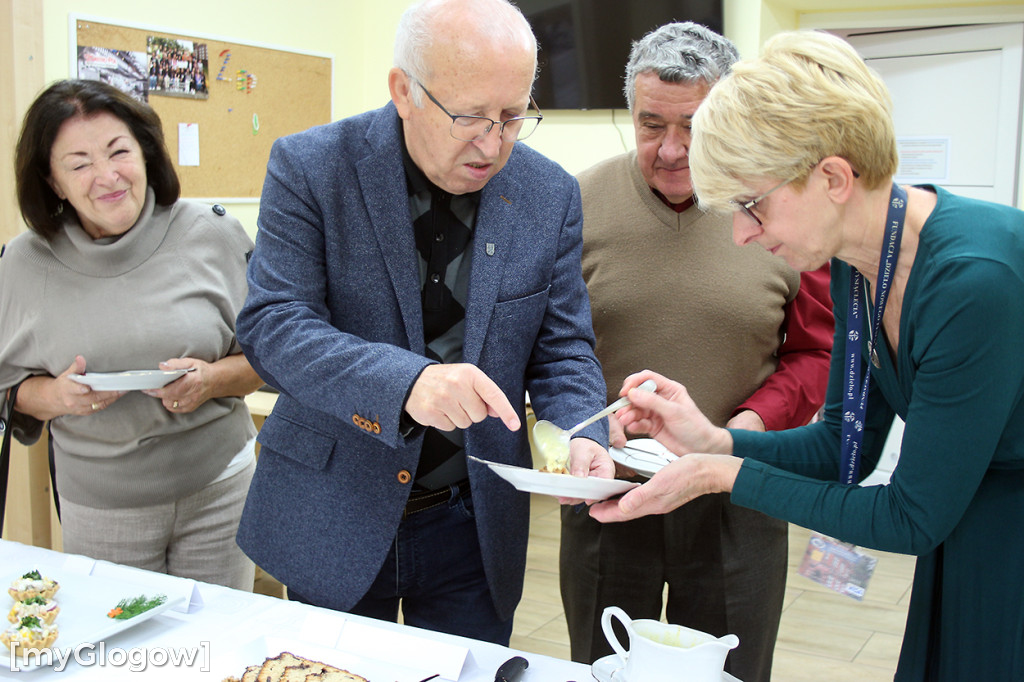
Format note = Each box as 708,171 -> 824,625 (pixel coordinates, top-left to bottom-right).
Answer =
608,438 -> 678,478
68,368 -> 193,391
469,456 -> 638,501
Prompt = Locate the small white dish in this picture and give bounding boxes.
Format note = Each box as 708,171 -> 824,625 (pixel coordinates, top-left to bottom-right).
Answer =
469,456 -> 638,501
68,368 -> 193,391
608,439 -> 677,478
591,654 -> 742,682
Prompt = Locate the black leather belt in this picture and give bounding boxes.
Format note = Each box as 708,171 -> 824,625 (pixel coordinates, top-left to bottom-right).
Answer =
403,478 -> 470,518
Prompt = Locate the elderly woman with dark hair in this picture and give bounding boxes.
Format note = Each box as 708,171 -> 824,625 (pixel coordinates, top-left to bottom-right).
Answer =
0,79 -> 263,589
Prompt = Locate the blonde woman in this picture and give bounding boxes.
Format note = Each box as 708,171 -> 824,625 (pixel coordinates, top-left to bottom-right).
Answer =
592,31 -> 1024,682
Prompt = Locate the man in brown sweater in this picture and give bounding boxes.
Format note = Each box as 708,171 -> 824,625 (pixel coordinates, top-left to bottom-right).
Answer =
559,23 -> 834,682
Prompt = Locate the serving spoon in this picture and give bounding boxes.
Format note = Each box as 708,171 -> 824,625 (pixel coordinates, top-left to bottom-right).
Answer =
532,379 -> 657,471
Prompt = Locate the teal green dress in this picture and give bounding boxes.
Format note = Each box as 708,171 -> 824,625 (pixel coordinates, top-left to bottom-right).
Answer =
730,186 -> 1024,681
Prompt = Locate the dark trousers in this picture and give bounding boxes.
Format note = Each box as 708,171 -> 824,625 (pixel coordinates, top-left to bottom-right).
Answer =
290,485 -> 513,646
560,492 -> 787,682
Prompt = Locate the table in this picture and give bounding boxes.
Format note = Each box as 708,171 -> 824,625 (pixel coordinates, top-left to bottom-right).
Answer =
0,540 -> 591,681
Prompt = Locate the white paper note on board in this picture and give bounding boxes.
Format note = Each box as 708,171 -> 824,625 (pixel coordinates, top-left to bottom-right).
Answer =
895,136 -> 950,183
178,123 -> 200,166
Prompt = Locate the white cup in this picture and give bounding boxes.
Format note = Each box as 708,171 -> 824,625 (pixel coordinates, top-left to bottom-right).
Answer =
601,606 -> 739,682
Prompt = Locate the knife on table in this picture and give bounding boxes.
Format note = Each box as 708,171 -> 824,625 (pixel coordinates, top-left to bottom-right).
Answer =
494,655 -> 529,682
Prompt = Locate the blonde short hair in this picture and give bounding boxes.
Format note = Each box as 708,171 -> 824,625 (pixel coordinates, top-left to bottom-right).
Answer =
690,30 -> 899,213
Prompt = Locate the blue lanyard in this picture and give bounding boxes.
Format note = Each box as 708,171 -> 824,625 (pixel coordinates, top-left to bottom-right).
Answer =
841,183 -> 907,485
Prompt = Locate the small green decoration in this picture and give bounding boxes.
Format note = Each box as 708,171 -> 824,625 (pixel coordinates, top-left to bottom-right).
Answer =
107,594 -> 167,619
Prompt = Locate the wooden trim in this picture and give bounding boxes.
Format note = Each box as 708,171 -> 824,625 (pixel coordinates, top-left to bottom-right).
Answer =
1,0 -> 51,547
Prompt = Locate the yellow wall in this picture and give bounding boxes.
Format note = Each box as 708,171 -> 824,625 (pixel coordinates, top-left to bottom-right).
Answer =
28,0 -> 1024,237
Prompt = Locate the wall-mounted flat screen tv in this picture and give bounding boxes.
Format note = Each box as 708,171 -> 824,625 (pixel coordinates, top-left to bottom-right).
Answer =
519,0 -> 725,110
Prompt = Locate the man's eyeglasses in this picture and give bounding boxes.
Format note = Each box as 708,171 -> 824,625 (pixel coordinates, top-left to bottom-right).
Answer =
731,177 -> 794,227
414,79 -> 543,142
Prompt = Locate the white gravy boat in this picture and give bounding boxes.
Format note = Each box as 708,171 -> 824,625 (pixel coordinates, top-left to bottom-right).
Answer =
601,606 -> 739,682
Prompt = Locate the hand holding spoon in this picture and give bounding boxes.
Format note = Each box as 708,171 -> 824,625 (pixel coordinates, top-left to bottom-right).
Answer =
533,379 -> 657,472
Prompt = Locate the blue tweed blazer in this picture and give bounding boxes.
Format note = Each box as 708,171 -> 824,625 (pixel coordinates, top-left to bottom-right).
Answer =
235,102 -> 607,620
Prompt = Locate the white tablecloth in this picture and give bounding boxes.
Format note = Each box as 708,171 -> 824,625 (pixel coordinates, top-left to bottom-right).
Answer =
0,540 -> 591,682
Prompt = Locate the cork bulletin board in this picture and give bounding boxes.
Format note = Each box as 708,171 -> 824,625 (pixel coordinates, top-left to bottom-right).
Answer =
72,16 -> 333,198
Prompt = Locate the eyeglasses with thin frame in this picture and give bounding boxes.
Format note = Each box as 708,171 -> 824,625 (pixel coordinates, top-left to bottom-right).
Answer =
413,79 -> 543,142
732,162 -> 860,226
731,177 -> 794,227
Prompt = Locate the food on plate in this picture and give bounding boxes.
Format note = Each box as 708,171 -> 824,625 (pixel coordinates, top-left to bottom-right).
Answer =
221,651 -> 368,682
0,615 -> 59,653
532,424 -> 570,473
8,596 -> 60,625
107,593 -> 167,619
8,570 -> 59,601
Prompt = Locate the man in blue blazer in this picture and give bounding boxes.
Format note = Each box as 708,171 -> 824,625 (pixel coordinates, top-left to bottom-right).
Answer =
235,0 -> 612,645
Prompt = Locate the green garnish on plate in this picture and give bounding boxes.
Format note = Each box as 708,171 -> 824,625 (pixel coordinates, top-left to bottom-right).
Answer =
21,570 -> 42,580
107,594 -> 167,619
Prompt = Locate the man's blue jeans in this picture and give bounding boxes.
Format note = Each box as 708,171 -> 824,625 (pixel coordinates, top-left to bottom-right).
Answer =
289,485 -> 513,645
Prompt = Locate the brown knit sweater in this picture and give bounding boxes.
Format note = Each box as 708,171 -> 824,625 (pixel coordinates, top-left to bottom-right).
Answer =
579,151 -> 800,426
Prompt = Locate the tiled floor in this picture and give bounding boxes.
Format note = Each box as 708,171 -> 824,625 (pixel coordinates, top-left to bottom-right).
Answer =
511,494 -> 915,681
254,492 -> 915,681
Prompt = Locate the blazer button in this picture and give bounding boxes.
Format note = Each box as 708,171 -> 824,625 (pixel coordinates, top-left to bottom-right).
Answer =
397,470 -> 412,484
353,414 -> 375,432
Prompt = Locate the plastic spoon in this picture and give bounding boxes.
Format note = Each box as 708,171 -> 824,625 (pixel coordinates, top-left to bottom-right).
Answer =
533,379 -> 657,471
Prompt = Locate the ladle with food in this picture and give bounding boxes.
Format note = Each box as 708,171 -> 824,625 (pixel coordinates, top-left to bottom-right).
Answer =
533,379 -> 657,473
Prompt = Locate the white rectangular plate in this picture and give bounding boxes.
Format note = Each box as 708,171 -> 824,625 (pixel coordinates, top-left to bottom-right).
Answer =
0,569 -> 185,671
